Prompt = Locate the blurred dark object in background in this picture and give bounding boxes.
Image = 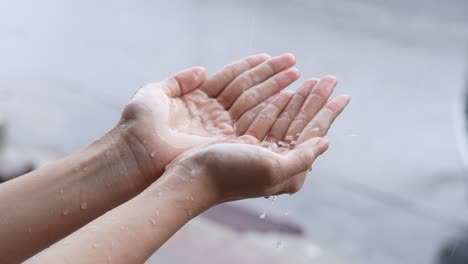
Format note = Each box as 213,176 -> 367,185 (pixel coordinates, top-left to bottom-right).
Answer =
0,115 -> 35,183
0,157 -> 34,183
438,230 -> 468,264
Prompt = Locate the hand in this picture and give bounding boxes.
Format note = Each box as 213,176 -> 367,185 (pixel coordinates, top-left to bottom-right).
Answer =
118,54 -> 300,181
161,76 -> 351,204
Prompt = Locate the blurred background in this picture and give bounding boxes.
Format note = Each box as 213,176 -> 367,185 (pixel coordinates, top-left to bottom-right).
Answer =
1,0 -> 468,263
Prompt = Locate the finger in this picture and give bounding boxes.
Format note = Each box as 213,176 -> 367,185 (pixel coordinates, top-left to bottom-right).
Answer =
162,67 -> 207,97
235,95 -> 277,136
200,53 -> 271,97
284,75 -> 338,141
217,53 -> 296,109
281,137 -> 329,177
245,91 -> 294,140
297,94 -> 351,144
229,67 -> 300,120
266,79 -> 318,142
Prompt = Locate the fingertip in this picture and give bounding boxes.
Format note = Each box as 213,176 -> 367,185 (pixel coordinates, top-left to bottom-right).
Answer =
257,53 -> 271,60
299,137 -> 329,156
282,52 -> 296,62
191,66 -> 207,82
344,94 -> 352,102
317,137 -> 329,154
322,74 -> 337,80
289,67 -> 301,78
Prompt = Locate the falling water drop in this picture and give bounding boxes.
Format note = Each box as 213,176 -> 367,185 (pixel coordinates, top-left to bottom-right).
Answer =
271,195 -> 277,203
275,240 -> 283,249
81,202 -> 88,210
259,211 -> 266,219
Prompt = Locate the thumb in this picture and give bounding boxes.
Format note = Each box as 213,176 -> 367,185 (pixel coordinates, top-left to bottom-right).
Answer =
282,137 -> 329,176
163,67 -> 207,97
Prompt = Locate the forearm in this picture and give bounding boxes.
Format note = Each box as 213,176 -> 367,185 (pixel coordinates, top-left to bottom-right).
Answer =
0,127 -> 154,263
26,167 -> 213,264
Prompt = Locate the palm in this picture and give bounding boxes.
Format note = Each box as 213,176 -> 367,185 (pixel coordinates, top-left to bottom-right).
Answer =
121,54 -> 301,177
168,89 -> 235,140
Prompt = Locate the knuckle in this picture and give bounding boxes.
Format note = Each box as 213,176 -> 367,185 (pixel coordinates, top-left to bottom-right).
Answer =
243,91 -> 259,106
223,65 -> 237,81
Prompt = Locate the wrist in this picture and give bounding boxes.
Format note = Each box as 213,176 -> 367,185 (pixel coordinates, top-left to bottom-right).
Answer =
115,119 -> 177,184
83,126 -> 151,191
142,162 -> 219,215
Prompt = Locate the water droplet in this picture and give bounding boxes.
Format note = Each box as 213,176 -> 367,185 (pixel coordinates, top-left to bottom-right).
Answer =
278,141 -> 290,148
289,140 -> 297,149
284,211 -> 289,216
268,143 -> 278,151
349,133 -> 359,137
59,189 -> 64,195
189,195 -> 194,201
62,208 -> 70,216
81,202 -> 88,210
271,195 -> 277,203
285,135 -> 293,141
312,127 -> 321,132
121,124 -> 127,128
150,151 -> 156,157
150,218 -> 157,225
82,167 -> 88,172
259,211 -> 266,219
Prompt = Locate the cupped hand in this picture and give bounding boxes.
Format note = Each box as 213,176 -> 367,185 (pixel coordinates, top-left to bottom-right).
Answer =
119,54 -> 300,181
162,75 -> 351,203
